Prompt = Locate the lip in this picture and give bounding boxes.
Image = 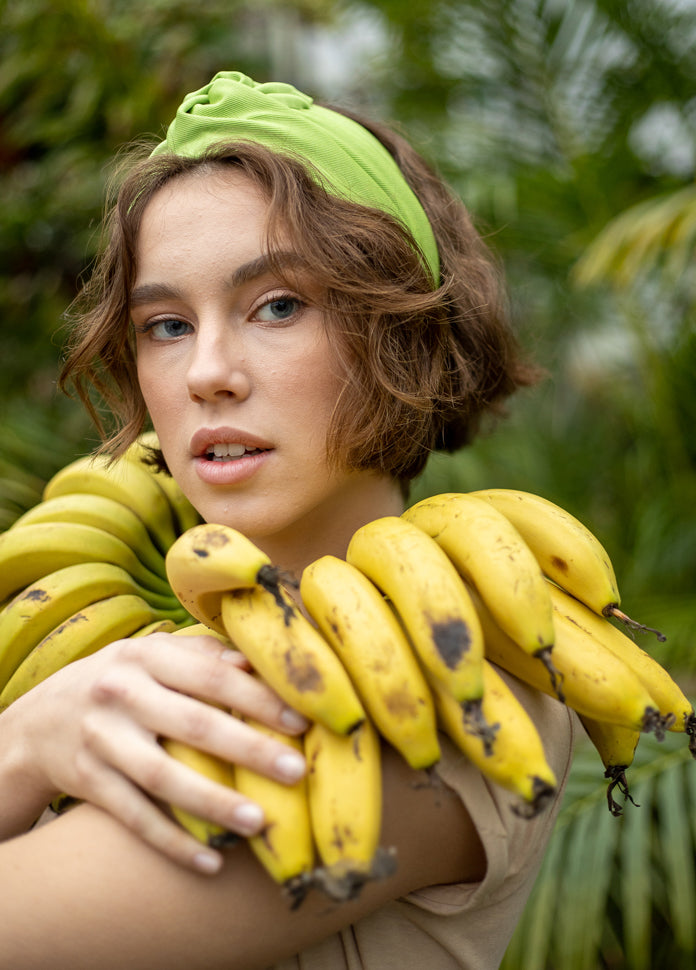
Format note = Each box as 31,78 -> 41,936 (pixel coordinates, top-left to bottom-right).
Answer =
190,426 -> 274,458
190,426 -> 274,488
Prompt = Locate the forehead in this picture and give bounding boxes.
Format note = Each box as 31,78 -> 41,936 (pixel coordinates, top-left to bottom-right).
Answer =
133,169 -> 278,281
140,167 -> 270,235
131,168 -> 322,303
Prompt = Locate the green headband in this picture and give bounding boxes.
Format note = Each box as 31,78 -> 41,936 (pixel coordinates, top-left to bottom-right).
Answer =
151,71 -> 440,282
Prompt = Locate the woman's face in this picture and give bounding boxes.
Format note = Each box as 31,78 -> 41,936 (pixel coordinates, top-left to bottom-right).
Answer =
131,168 -> 399,563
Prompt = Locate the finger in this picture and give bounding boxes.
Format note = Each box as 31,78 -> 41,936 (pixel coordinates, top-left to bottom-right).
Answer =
83,688 -> 306,797
87,723 -> 270,838
97,637 -> 309,735
167,633 -> 252,671
79,763 -> 229,875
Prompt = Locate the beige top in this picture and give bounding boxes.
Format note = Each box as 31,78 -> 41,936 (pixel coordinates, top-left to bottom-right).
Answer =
272,671 -> 577,970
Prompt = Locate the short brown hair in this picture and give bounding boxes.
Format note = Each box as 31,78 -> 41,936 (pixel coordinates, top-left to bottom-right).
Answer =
59,105 -> 539,484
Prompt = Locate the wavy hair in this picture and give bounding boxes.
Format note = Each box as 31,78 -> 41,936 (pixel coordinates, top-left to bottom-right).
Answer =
59,105 -> 540,484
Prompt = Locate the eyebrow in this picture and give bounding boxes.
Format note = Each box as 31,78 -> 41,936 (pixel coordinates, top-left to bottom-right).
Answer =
129,252 -> 304,309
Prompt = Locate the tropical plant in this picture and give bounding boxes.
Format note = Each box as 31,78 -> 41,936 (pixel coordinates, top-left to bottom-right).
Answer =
501,728 -> 696,970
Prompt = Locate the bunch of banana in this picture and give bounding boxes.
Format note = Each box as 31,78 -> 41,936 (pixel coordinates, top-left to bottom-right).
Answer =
406,489 -> 693,810
0,432 -> 202,700
163,516 -> 557,896
343,512 -> 558,816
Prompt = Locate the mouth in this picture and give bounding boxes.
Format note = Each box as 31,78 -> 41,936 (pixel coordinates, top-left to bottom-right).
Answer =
204,443 -> 268,462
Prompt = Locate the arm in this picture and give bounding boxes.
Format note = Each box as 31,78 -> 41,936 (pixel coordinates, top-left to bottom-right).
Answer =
0,740 -> 484,970
0,631 -> 308,870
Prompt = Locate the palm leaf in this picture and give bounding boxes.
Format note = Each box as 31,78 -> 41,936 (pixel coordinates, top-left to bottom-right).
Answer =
572,184 -> 696,289
502,725 -> 696,969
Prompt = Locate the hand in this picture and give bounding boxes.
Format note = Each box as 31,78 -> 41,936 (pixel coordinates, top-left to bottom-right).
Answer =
12,632 -> 308,872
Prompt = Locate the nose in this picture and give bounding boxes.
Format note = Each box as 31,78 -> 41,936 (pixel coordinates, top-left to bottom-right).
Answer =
186,326 -> 251,404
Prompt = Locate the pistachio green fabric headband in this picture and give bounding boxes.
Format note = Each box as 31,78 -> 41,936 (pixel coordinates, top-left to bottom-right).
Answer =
152,71 -> 440,282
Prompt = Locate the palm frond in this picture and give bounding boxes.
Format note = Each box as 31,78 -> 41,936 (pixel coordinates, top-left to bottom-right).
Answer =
502,725 -> 696,969
572,184 -> 696,288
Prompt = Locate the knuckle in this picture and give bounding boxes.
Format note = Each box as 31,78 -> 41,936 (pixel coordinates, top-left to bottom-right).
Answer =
72,748 -> 96,788
112,637 -> 143,663
181,706 -> 215,745
79,711 -> 103,749
118,797 -> 152,835
137,753 -> 169,795
88,670 -> 130,705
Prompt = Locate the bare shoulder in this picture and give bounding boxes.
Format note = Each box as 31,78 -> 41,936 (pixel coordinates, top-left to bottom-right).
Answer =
0,742 -> 483,970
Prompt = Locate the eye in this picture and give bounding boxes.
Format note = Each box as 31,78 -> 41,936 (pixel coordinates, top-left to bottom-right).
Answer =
254,295 -> 303,323
135,318 -> 192,340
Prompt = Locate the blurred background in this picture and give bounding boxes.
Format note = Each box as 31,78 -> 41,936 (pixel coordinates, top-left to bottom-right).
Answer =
1,1 -> 695,965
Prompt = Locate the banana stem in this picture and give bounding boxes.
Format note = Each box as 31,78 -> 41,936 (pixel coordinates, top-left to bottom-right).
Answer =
642,707 -> 675,741
256,565 -> 296,625
604,766 -> 639,817
535,646 -> 565,704
603,605 -> 667,643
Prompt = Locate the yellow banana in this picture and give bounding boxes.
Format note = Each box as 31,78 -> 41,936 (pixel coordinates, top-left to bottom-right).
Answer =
165,523 -> 283,636
11,491 -> 167,579
474,588 -> 666,735
548,582 -> 696,748
346,516 -> 485,711
151,472 -> 202,535
0,520 -> 176,602
403,492 -> 560,699
0,562 -> 178,692
170,622 -> 233,645
43,453 -> 179,555
470,489 -> 621,616
403,493 -> 554,654
431,660 -> 557,818
132,618 -> 179,636
305,718 -> 395,902
161,737 -> 239,848
122,433 -> 203,535
300,555 -> 441,770
235,720 -> 315,906
578,713 -> 640,816
0,593 -> 166,709
220,586 -> 365,735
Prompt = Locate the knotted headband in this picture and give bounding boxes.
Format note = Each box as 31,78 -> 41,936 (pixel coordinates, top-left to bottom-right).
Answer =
151,71 -> 440,282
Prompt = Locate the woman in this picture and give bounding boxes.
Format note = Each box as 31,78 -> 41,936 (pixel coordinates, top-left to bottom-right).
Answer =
0,71 -> 574,969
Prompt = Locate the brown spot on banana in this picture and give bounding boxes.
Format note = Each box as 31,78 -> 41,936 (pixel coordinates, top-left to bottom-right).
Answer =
384,687 -> 421,719
282,648 -> 324,692
22,588 -> 51,603
429,617 -> 471,669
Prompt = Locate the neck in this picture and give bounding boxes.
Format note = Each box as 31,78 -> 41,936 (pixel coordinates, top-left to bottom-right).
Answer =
252,474 -> 404,584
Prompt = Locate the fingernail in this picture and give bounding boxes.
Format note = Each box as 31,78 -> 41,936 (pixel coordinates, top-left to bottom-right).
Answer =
194,851 -> 222,874
280,707 -> 309,731
275,751 -> 306,782
233,802 -> 264,833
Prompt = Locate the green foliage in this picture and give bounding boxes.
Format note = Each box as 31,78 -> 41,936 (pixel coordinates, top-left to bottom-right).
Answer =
501,727 -> 696,970
0,0 -> 335,402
